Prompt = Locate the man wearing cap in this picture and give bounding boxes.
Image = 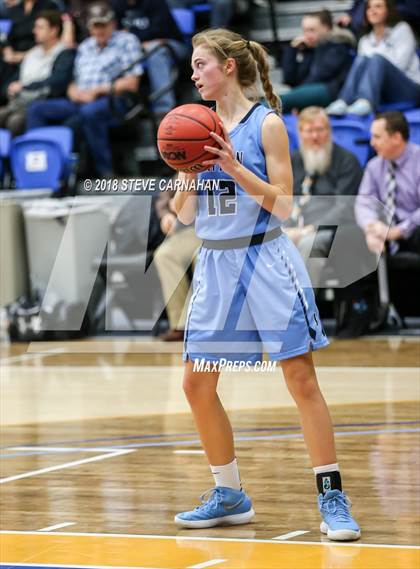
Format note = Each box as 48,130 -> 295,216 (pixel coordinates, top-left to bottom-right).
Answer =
26,2 -> 143,177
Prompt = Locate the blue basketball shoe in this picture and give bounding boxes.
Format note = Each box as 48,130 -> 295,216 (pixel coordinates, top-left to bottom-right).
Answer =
174,486 -> 255,528
318,489 -> 361,541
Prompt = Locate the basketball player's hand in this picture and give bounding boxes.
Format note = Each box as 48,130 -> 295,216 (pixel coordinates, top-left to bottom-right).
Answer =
203,122 -> 239,176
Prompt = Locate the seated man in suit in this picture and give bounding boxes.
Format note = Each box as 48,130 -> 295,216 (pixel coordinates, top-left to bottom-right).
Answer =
287,106 -> 376,337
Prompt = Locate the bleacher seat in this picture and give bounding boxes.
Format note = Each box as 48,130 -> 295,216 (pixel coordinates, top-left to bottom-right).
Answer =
286,127 -> 299,152
378,101 -> 418,113
0,128 -> 11,184
404,109 -> 420,144
330,119 -> 371,166
10,127 -> 74,191
26,126 -> 73,157
171,8 -> 195,43
190,2 -> 210,13
281,114 -> 299,151
0,18 -> 12,40
24,126 -> 76,180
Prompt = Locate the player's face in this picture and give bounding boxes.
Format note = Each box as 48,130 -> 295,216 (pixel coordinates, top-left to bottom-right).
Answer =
366,0 -> 388,26
299,116 -> 331,149
191,46 -> 228,100
370,119 -> 399,158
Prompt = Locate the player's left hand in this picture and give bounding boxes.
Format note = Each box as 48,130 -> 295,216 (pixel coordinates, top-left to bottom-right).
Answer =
202,122 -> 239,176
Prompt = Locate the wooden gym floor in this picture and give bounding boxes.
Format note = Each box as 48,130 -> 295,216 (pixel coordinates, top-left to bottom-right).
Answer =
0,336 -> 419,569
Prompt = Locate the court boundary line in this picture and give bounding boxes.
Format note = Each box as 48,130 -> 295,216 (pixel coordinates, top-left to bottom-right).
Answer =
1,530 -> 419,549
0,449 -> 135,484
0,562 -> 168,569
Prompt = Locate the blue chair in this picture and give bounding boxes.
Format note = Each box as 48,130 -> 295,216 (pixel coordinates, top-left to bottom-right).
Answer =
282,113 -> 298,131
286,127 -> 299,152
191,2 -> 211,13
0,128 -> 11,185
171,8 -> 195,42
404,109 -> 420,144
408,119 -> 420,144
23,126 -> 75,178
330,119 -> 371,166
0,18 -> 12,39
25,126 -> 73,156
10,137 -> 65,191
282,114 -> 299,151
378,101 -> 417,112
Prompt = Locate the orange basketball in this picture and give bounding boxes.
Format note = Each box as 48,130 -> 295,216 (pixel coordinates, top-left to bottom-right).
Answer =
157,104 -> 223,173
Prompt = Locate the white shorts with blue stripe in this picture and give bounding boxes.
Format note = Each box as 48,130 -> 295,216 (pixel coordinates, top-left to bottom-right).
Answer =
183,232 -> 329,364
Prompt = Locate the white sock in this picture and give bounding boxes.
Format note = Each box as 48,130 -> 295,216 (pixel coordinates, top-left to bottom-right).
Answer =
313,463 -> 340,475
210,458 -> 241,490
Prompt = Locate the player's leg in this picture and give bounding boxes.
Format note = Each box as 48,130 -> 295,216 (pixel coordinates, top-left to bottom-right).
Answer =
183,360 -> 234,465
174,360 -> 255,528
281,352 -> 336,465
281,352 -> 361,541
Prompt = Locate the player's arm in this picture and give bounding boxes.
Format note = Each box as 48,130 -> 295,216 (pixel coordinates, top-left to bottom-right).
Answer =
172,172 -> 198,225
204,114 -> 293,220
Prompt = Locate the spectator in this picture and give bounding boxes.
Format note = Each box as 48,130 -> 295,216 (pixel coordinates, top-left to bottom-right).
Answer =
327,0 -> 420,116
0,1 -> 19,19
336,0 -> 367,36
60,0 -> 108,44
0,0 -> 60,102
280,9 -> 355,113
26,2 -> 143,177
286,106 -> 376,337
0,11 -> 74,135
285,106 -> 365,285
111,0 -> 190,117
153,188 -> 200,341
336,0 -> 420,37
355,111 -> 420,255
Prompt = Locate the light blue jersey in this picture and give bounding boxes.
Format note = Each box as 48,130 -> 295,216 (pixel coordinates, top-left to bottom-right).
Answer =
195,103 -> 282,240
183,103 -> 329,364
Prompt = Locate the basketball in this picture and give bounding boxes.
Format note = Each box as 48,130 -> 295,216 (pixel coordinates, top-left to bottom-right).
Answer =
157,104 -> 224,173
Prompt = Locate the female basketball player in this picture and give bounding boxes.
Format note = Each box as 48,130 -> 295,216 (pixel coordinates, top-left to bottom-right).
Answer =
172,29 -> 360,541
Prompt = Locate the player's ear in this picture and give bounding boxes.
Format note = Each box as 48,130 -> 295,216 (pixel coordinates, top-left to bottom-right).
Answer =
224,57 -> 236,76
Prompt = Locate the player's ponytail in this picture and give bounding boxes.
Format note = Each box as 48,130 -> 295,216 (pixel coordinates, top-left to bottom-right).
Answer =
192,29 -> 282,114
247,40 -> 281,114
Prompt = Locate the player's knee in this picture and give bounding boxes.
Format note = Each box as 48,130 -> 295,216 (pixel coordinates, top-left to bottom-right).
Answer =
183,374 -> 216,403
286,372 -> 319,401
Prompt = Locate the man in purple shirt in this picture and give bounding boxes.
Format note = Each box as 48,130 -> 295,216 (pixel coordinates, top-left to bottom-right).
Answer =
355,111 -> 420,255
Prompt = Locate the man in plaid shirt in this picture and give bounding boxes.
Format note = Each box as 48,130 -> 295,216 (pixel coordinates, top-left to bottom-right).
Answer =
26,2 -> 143,176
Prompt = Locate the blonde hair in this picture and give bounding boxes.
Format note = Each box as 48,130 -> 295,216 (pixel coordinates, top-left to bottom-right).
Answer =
192,28 -> 281,114
298,106 -> 330,129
